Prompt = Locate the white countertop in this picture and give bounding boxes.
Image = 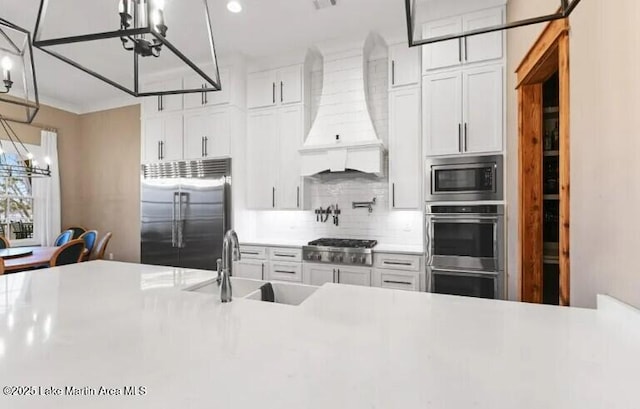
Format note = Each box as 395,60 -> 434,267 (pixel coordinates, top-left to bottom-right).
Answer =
1,261 -> 639,408
241,240 -> 424,255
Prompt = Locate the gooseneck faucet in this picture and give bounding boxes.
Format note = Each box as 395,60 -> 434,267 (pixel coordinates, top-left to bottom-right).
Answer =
218,229 -> 241,303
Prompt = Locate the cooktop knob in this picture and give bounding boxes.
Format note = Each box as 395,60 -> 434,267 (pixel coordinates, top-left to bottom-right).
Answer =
351,255 -> 357,263
360,256 -> 367,264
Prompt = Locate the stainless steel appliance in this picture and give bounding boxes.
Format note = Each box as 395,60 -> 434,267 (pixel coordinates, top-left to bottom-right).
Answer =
426,204 -> 505,299
141,159 -> 231,270
303,238 -> 378,266
425,155 -> 503,202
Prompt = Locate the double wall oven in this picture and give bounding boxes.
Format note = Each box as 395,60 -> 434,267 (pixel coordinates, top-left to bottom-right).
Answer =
425,155 -> 505,300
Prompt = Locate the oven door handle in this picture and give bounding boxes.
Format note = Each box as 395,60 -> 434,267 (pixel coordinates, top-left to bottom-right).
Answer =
428,217 -> 500,223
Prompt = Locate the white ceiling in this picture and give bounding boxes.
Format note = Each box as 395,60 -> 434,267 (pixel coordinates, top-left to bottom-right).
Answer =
0,0 -> 408,113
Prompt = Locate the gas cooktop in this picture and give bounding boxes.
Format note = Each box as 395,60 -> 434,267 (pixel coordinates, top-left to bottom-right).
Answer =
303,238 -> 378,266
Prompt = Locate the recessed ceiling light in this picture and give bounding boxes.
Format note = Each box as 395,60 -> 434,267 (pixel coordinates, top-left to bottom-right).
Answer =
227,1 -> 242,13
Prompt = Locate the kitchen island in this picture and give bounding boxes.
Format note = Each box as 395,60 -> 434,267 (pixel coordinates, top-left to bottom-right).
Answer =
0,261 -> 638,408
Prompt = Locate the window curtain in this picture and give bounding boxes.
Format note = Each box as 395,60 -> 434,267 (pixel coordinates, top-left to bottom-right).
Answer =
33,130 -> 61,246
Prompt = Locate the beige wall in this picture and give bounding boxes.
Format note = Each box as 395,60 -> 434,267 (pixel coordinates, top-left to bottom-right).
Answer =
76,106 -> 141,263
508,0 -> 640,308
0,103 -> 141,263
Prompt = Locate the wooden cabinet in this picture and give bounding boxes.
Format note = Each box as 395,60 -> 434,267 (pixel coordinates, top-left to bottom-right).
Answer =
184,68 -> 231,109
424,64 -> 503,156
247,105 -> 306,210
302,264 -> 371,287
183,109 -> 231,160
246,109 -> 279,209
389,43 -> 421,89
234,260 -> 266,281
142,114 -> 183,163
389,87 -> 422,209
143,78 -> 184,114
422,7 -> 504,73
247,65 -> 303,109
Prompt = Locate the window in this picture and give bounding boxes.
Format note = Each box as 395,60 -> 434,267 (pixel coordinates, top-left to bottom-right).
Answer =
0,152 -> 35,242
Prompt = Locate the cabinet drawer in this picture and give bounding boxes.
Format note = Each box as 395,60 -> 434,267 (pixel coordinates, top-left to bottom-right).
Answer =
269,262 -> 302,283
374,253 -> 422,271
375,270 -> 419,291
269,247 -> 302,262
233,260 -> 266,281
239,246 -> 267,260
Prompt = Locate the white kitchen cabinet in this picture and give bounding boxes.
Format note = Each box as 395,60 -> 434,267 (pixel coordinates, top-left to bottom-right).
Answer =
389,43 -> 421,89
422,7 -> 504,73
423,71 -> 463,156
276,105 -> 304,209
247,69 -> 278,109
302,264 -> 371,287
278,65 -> 303,105
142,114 -> 183,163
268,262 -> 302,283
184,68 -> 231,109
234,260 -> 266,281
183,109 -> 231,160
463,8 -> 504,64
247,65 -> 303,109
143,78 -> 184,115
463,65 -> 503,154
373,269 -> 420,292
424,64 -> 503,156
389,87 -> 422,210
303,264 -> 335,287
246,109 -> 279,209
422,16 -> 462,72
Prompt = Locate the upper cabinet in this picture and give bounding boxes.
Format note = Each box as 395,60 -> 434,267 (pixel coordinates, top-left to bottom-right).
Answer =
142,78 -> 184,115
183,109 -> 231,160
247,65 -> 303,109
424,64 -> 503,156
422,7 -> 504,73
183,68 -> 231,109
142,114 -> 183,163
389,43 -> 421,89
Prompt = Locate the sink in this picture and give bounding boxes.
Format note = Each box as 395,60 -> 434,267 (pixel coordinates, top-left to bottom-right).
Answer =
184,277 -> 265,298
245,282 -> 319,306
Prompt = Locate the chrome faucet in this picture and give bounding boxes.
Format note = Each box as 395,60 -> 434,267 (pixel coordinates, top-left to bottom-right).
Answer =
217,229 -> 241,303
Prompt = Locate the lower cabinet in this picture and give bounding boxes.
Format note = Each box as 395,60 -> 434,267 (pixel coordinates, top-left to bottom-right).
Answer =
233,260 -> 267,281
302,264 -> 371,287
373,269 -> 420,291
268,262 -> 302,282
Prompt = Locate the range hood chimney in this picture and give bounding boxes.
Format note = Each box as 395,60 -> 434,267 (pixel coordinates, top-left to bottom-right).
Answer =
300,34 -> 386,176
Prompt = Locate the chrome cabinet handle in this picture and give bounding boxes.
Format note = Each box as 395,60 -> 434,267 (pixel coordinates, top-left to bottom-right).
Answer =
458,124 -> 462,153
464,123 -> 468,152
392,183 -> 396,208
157,141 -> 161,161
241,251 -> 260,255
272,82 -> 276,104
464,37 -> 468,62
458,38 -> 462,62
272,187 -> 276,208
383,261 -> 412,266
205,136 -> 208,157
280,81 -> 283,103
297,186 -> 300,208
383,280 -> 412,286
261,263 -> 265,280
201,85 -> 205,105
391,60 -> 395,85
274,253 -> 296,258
201,136 -> 205,157
275,270 -> 296,274
332,268 -> 336,283
337,269 -> 340,283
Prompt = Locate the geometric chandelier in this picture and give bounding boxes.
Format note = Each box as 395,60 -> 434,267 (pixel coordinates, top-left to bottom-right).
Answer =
0,18 -> 40,124
33,0 -> 222,97
0,116 -> 51,178
405,0 -> 583,47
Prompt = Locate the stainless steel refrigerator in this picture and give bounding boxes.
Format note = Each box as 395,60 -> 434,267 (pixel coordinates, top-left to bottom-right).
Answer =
141,158 -> 231,270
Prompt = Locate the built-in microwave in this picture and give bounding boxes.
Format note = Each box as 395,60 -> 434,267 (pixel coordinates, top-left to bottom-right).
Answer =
425,155 -> 503,202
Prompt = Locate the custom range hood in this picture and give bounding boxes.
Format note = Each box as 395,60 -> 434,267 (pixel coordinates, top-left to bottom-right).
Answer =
300,34 -> 386,176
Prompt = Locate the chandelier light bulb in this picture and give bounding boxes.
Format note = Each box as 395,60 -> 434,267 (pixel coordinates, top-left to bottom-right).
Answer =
26,152 -> 34,160
44,156 -> 51,165
0,147 -> 4,154
154,0 -> 166,11
227,1 -> 242,13
118,0 -> 125,13
1,56 -> 12,72
151,10 -> 162,26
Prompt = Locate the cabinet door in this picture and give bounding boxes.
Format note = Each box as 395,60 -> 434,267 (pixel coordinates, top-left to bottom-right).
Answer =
269,262 -> 302,282
183,113 -> 206,159
163,114 -> 184,161
303,264 -> 336,286
463,8 -> 504,64
337,266 -> 371,287
204,109 -> 231,158
389,44 -> 421,89
277,105 -> 303,209
422,17 -> 462,72
234,261 -> 265,280
463,65 -> 503,154
247,110 -> 279,209
389,87 -> 421,209
143,95 -> 163,116
143,117 -> 163,163
278,65 -> 303,105
423,72 -> 462,156
247,70 -> 278,109
159,78 -> 184,112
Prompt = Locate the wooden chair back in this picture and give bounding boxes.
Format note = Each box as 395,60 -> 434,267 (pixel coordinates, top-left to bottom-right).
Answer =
66,226 -> 87,240
78,230 -> 98,261
91,232 -> 113,261
50,239 -> 86,267
0,236 -> 10,249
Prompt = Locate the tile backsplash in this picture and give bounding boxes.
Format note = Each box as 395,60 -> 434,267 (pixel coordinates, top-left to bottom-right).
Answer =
245,58 -> 423,246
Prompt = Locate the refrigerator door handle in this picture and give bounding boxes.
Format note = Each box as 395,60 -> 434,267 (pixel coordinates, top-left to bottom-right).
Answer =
178,192 -> 187,248
172,192 -> 178,248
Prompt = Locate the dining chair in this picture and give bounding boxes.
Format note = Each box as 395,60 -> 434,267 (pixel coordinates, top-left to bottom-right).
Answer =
0,258 -> 5,275
91,232 -> 113,261
0,235 -> 10,249
54,230 -> 74,246
78,230 -> 98,262
66,226 -> 87,240
49,239 -> 86,267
